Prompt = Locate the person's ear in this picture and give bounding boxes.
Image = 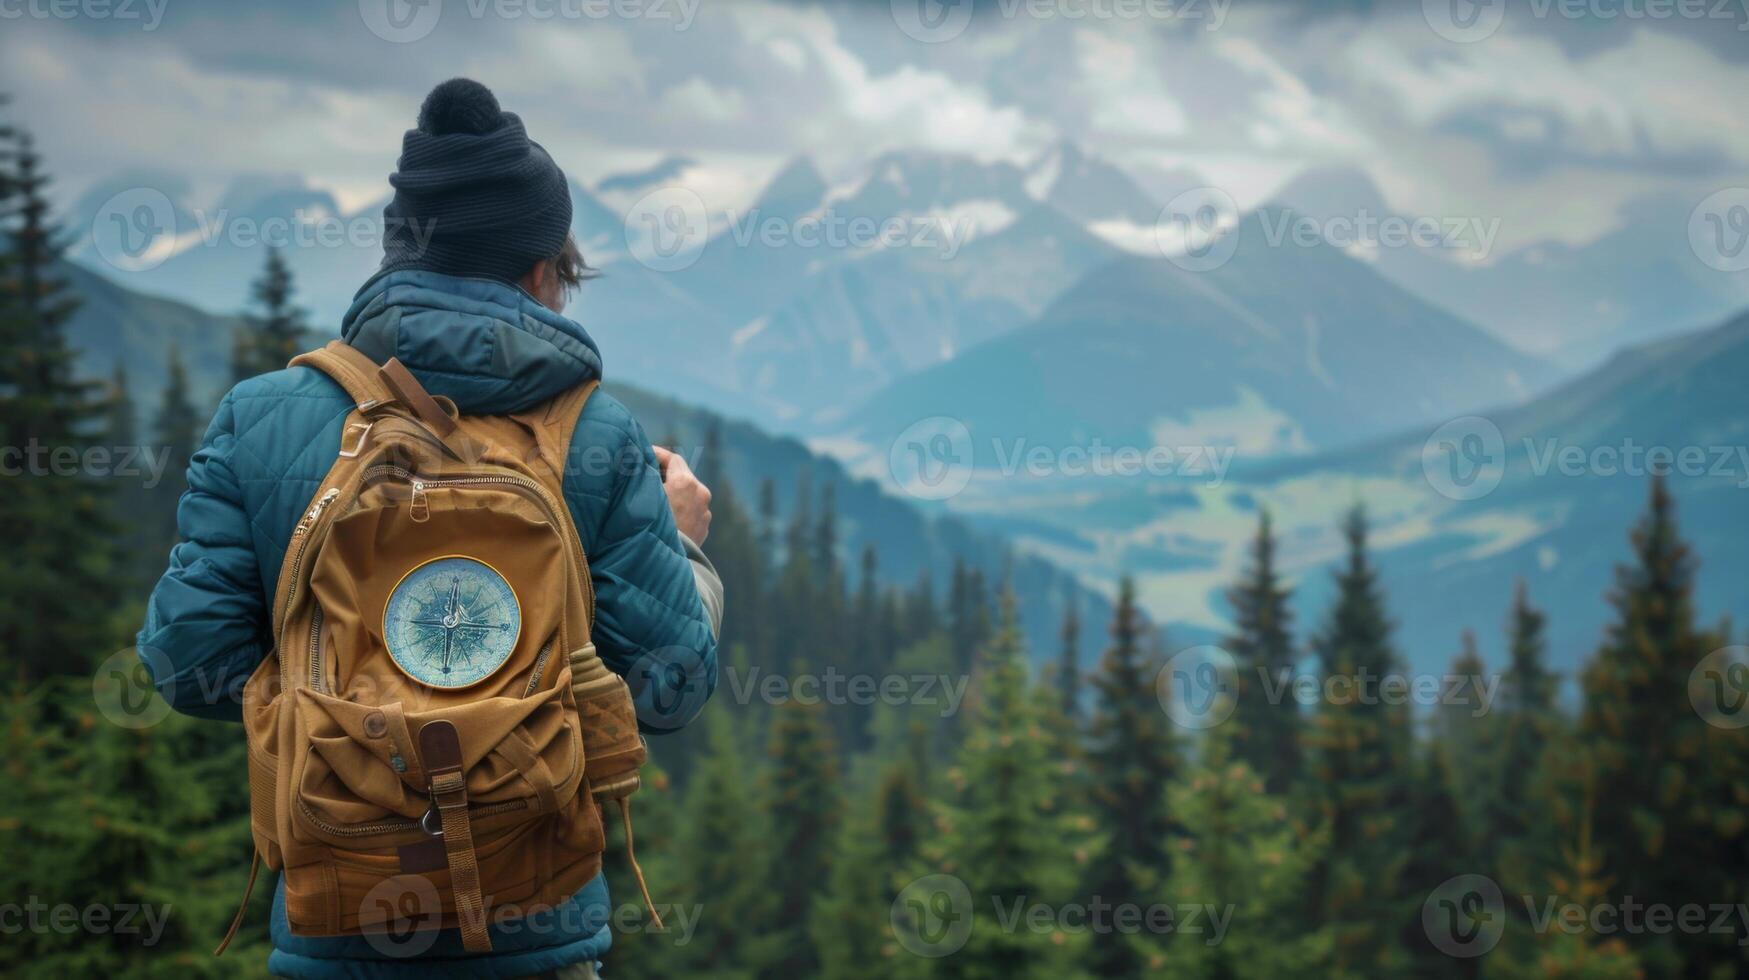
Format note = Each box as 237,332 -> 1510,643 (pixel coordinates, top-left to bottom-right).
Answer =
519,259 -> 549,299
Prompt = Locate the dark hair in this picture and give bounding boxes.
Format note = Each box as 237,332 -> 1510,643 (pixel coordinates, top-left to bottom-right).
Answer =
553,234 -> 600,300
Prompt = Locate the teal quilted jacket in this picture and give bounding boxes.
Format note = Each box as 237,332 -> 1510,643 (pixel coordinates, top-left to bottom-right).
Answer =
136,269 -> 718,978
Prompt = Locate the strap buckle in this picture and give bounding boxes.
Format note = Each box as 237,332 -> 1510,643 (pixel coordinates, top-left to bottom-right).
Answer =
338,421 -> 375,458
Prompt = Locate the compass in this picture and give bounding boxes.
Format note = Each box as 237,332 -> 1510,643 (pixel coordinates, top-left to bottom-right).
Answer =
382,556 -> 521,689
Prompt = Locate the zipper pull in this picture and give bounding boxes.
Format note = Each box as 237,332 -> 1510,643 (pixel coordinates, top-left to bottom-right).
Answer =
293,488 -> 341,537
410,480 -> 429,523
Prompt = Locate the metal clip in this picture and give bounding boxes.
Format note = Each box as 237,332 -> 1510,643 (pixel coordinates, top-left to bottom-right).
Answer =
338,421 -> 375,458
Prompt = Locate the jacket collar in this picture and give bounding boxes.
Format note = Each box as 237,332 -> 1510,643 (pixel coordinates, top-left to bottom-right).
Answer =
340,269 -> 603,416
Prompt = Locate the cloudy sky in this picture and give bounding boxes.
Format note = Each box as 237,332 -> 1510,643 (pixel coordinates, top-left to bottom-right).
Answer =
2,0 -> 1747,255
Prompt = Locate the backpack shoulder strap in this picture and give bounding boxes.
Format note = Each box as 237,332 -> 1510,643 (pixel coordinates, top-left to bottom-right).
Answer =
517,379 -> 600,487
290,340 -> 395,409
292,340 -> 462,444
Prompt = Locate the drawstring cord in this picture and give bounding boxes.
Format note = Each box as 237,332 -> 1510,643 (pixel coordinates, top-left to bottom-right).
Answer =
617,797 -> 664,930
214,849 -> 261,956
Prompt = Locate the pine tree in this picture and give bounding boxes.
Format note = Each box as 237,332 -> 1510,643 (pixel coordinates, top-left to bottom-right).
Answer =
1578,478 -> 1733,976
1490,741 -> 1642,979
1485,582 -> 1558,887
753,700 -> 841,977
771,470 -> 818,675
1082,577 -> 1176,978
756,477 -> 778,562
907,569 -> 940,648
104,365 -> 152,586
0,122 -> 118,680
919,590 -> 1085,980
1435,633 -> 1491,849
813,739 -> 930,980
1164,726 -> 1330,979
1397,744 -> 1480,979
148,345 -> 202,559
664,709 -> 768,979
1302,507 -> 1411,978
1224,510 -> 1300,797
232,246 -> 307,381
1055,592 -> 1081,724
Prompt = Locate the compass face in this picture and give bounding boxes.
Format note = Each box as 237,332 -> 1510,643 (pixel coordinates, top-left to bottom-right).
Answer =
382,556 -> 521,689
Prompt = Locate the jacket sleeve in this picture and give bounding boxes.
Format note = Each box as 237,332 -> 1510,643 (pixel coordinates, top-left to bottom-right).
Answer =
562,397 -> 719,734
136,390 -> 266,722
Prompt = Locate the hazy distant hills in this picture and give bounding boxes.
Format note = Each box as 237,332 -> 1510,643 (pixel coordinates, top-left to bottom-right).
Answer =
1273,166 -> 1749,369
831,209 -> 1558,464
955,309 -> 1749,684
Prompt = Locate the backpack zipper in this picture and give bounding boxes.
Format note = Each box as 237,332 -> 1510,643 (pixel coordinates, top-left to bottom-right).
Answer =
308,608 -> 325,693
361,464 -> 595,624
293,488 -> 342,538
523,640 -> 556,697
296,796 -> 528,839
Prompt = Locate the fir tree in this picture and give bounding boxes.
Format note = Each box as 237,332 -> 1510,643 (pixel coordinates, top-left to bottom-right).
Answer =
1491,741 -> 1642,979
1302,507 -> 1411,978
813,740 -> 930,980
0,123 -> 118,680
104,365 -> 151,585
1164,726 -> 1330,979
1435,633 -> 1492,848
665,709 -> 768,979
1485,581 -> 1558,886
1224,509 -> 1300,797
232,246 -> 307,381
1055,592 -> 1081,724
148,345 -> 202,559
1397,744 -> 1479,979
1578,478 -> 1732,976
920,590 -> 1085,980
1082,577 -> 1176,978
754,700 -> 841,978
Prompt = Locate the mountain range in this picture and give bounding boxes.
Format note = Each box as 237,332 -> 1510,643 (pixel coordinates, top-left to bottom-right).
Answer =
950,308 -> 1749,685
59,141 -> 1745,678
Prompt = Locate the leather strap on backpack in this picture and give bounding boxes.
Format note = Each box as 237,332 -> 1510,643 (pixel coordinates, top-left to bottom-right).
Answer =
420,720 -> 492,953
292,341 -> 466,455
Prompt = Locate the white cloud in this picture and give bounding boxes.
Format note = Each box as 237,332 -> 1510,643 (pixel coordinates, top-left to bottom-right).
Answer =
657,77 -> 749,126
727,2 -> 1048,167
1073,29 -> 1189,140
1344,25 -> 1749,167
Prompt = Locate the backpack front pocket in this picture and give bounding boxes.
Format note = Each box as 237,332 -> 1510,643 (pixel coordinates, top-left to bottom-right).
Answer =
291,678 -> 584,847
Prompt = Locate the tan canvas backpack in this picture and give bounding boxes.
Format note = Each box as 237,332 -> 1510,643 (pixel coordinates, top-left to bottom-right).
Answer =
217,341 -> 654,955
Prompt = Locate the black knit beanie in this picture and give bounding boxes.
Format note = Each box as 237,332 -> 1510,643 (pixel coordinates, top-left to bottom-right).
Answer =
380,78 -> 572,285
